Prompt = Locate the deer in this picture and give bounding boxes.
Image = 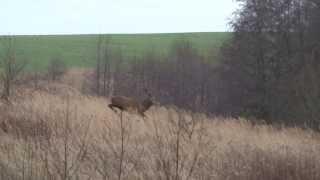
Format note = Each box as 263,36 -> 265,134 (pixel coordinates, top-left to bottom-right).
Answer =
108,89 -> 154,118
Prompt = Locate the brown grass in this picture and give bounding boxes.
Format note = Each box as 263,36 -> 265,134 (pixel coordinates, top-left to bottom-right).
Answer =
0,70 -> 319,180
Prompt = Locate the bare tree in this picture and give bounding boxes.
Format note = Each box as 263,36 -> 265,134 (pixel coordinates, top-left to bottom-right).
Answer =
47,56 -> 67,81
101,38 -> 112,96
95,35 -> 103,95
0,36 -> 27,100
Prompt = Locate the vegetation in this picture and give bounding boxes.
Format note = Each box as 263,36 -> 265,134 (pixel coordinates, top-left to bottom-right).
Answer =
216,0 -> 320,129
0,0 -> 320,178
92,38 -> 218,113
47,57 -> 67,81
0,37 -> 27,100
0,72 -> 319,180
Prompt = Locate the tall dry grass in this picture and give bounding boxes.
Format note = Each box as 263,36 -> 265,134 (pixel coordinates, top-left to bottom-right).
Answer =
0,71 -> 319,179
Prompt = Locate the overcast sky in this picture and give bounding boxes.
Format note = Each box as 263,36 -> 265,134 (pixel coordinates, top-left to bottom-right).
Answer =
1,0 -> 238,35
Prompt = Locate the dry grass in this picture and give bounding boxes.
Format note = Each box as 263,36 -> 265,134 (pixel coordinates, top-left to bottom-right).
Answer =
0,71 -> 319,179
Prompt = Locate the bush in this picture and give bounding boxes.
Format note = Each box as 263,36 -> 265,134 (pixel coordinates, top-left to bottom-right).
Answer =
47,57 -> 67,81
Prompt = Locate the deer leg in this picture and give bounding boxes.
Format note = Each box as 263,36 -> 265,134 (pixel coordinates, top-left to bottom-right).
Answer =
108,104 -> 116,111
109,104 -> 124,112
139,112 -> 146,118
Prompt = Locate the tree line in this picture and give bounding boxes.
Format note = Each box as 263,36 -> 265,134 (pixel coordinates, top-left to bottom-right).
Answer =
216,0 -> 320,128
93,37 -> 219,113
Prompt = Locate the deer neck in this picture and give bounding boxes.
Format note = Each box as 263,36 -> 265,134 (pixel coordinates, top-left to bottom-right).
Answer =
140,99 -> 152,112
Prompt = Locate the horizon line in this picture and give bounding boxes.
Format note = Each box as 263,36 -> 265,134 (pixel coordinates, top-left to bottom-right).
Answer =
0,31 -> 233,36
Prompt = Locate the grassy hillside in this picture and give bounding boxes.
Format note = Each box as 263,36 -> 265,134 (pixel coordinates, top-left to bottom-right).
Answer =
4,32 -> 231,70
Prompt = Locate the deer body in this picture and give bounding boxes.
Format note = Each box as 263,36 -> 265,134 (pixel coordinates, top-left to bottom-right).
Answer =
108,95 -> 153,117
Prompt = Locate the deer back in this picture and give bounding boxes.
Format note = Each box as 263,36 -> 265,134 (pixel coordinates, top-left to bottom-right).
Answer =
111,96 -> 139,110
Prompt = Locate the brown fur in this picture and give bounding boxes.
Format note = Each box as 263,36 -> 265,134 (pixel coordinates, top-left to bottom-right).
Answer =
108,95 -> 153,117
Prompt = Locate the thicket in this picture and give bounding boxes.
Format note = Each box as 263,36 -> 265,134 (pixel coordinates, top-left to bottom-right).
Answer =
92,38 -> 221,114
216,0 -> 320,128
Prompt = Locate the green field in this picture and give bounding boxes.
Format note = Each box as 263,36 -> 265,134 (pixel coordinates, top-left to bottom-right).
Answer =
2,32 -> 231,70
